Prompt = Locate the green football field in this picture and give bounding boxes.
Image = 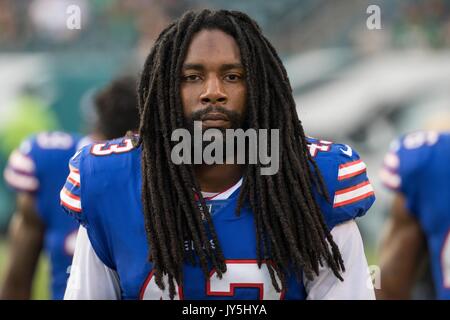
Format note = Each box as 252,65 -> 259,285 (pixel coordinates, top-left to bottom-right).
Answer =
0,238 -> 50,300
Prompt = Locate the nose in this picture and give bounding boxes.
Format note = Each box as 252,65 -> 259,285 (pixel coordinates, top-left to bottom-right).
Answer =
200,76 -> 227,105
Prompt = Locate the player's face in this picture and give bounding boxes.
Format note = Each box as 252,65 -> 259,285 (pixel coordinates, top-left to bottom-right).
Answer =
181,29 -> 247,131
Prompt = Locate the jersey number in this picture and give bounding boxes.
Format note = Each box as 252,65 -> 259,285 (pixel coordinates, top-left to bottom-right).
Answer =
90,139 -> 134,156
308,140 -> 332,157
403,131 -> 439,149
36,132 -> 74,149
140,260 -> 285,300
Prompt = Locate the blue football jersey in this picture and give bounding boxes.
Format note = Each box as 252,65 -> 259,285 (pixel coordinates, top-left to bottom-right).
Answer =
380,131 -> 450,299
4,131 -> 90,299
61,136 -> 375,300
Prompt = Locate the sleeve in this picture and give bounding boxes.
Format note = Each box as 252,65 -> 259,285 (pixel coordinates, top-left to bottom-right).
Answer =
60,147 -> 116,269
379,138 -> 402,192
60,148 -> 84,223
304,220 -> 375,300
379,131 -> 438,217
64,225 -> 121,300
314,142 -> 376,229
3,138 -> 39,192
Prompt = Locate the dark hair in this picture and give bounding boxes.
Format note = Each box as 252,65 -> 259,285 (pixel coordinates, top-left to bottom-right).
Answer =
136,9 -> 344,299
94,76 -> 140,140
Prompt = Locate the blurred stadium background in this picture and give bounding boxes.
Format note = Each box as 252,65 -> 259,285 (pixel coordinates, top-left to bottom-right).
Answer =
0,0 -> 449,299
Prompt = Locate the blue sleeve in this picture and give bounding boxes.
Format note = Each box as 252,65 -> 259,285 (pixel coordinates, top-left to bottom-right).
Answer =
312,141 -> 375,229
380,131 -> 438,217
60,143 -> 117,270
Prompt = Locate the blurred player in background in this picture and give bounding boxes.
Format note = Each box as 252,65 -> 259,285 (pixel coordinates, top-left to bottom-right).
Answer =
0,76 -> 139,299
62,10 -> 375,300
378,122 -> 450,299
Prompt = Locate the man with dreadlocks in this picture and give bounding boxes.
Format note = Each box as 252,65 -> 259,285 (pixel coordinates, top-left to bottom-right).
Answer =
62,9 -> 375,300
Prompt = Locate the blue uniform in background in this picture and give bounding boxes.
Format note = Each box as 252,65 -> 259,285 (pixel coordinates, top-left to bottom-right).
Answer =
4,131 -> 90,299
381,131 -> 450,299
61,136 -> 375,299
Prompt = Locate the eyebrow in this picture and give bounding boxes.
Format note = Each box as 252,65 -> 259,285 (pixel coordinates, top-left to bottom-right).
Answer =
182,63 -> 245,72
220,63 -> 244,71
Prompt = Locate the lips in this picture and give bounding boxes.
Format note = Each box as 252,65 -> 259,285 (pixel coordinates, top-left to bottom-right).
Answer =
201,113 -> 229,121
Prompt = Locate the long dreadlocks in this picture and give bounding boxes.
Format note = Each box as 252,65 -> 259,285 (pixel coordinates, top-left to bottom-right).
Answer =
136,9 -> 345,299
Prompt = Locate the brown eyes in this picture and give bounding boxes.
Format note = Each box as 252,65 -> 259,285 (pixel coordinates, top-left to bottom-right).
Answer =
224,74 -> 242,81
182,75 -> 201,82
182,74 -> 243,82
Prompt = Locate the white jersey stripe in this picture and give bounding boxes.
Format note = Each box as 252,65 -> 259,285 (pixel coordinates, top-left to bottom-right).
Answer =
334,181 -> 374,207
379,168 -> 401,190
8,150 -> 35,174
3,167 -> 39,191
383,152 -> 399,170
60,188 -> 81,212
68,171 -> 80,186
338,160 -> 367,180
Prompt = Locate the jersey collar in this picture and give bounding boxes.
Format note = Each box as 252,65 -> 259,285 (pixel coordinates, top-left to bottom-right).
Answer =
201,178 -> 243,200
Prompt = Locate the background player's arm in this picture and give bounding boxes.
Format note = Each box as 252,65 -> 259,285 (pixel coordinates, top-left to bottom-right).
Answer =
0,193 -> 44,299
376,193 -> 426,299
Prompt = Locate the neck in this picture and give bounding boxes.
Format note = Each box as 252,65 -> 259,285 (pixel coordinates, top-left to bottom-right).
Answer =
194,163 -> 243,193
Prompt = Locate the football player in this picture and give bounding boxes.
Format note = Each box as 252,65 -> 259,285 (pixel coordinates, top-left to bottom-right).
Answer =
0,76 -> 139,299
62,10 -> 376,300
378,130 -> 450,299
